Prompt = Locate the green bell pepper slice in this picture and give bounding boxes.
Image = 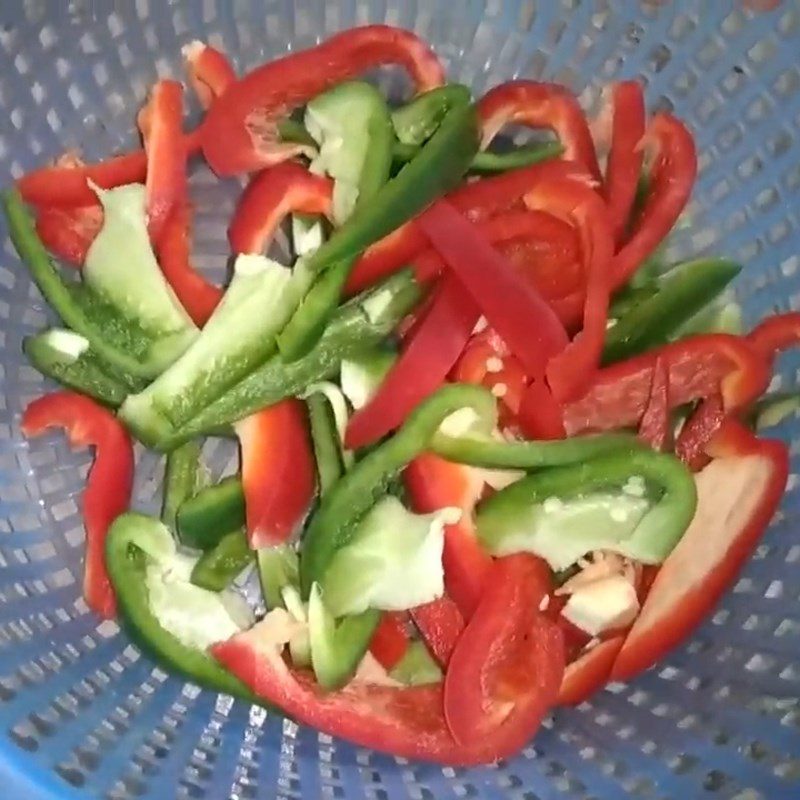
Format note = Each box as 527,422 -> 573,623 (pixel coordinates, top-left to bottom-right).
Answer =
164,271 -> 422,447
278,103 -> 478,362
308,582 -> 381,690
306,81 -> 394,225
297,385 -> 498,689
602,258 -> 741,364
392,140 -> 564,174
22,329 -> 139,407
176,475 -> 245,550
476,449 -> 697,571
257,545 -> 300,610
300,383 -> 497,595
161,440 -> 204,533
306,392 -> 345,497
191,528 -> 253,592
105,512 -> 253,699
390,640 -> 442,686
391,84 -> 471,145
3,189 -> 167,379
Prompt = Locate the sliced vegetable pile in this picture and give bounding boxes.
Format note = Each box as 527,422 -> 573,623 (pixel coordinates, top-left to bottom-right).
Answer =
7,26 -> 799,765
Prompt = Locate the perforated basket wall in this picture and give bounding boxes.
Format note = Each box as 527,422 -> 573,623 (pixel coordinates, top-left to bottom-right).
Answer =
0,1 -> 798,798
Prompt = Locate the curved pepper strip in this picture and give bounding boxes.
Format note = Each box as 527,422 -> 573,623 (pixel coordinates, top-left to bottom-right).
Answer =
601,81 -> 645,243
613,113 -> 697,289
562,334 -> 770,436
518,379 -> 567,441
35,203 -> 103,267
638,356 -> 671,451
214,564 -> 563,767
746,311 -> 800,364
558,636 -> 625,706
347,209 -> 583,316
183,40 -> 236,108
674,392 -> 725,472
228,162 -> 333,255
17,136 -> 201,210
345,275 -> 480,449
419,200 -> 569,381
345,159 -> 584,295
405,453 -> 490,619
22,392 -> 134,618
235,398 -> 316,550
302,383 -> 497,595
107,512 -> 254,699
443,553 -> 564,745
477,81 -> 601,182
201,25 -> 445,175
612,419 -> 788,681
138,80 -> 187,245
523,176 -> 614,401
156,204 -> 222,327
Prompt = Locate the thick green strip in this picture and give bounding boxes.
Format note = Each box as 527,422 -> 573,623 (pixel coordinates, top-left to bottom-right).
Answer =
23,332 -> 136,407
391,84 -> 471,146
164,271 -> 422,448
3,189 -> 162,378
161,440 -> 203,532
306,392 -> 344,497
302,103 -> 479,277
603,258 -> 741,364
191,529 -> 253,592
176,475 -> 245,551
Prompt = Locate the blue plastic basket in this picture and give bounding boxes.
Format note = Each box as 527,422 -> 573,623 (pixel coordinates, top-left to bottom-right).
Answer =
1,1 -> 799,798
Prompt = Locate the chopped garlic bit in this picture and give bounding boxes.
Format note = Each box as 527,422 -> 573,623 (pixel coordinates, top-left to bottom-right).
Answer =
491,382 -> 508,398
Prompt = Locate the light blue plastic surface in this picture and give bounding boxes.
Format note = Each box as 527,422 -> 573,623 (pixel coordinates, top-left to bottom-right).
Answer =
0,1 -> 799,798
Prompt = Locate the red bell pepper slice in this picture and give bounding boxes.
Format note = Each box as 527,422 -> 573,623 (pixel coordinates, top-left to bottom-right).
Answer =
228,162 -> 333,255
21,392 -> 134,619
369,612 -> 410,671
612,113 -> 697,289
612,419 -> 788,682
138,80 -> 187,246
234,399 -> 316,550
17,151 -> 149,208
601,81 -> 646,243
345,275 -> 480,449
212,589 -> 558,766
35,203 -> 103,267
155,204 -> 223,327
558,635 -> 625,706
345,160 -> 585,295
477,82 -> 602,182
409,596 -> 466,668
746,311 -> 800,363
347,209 -> 583,318
443,553 -> 564,745
674,392 -> 725,472
418,200 -> 569,381
562,334 -> 770,435
183,41 -> 236,108
201,25 -> 445,175
638,356 -> 671,451
405,452 -> 491,618
518,379 -> 567,441
523,176 -> 614,401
